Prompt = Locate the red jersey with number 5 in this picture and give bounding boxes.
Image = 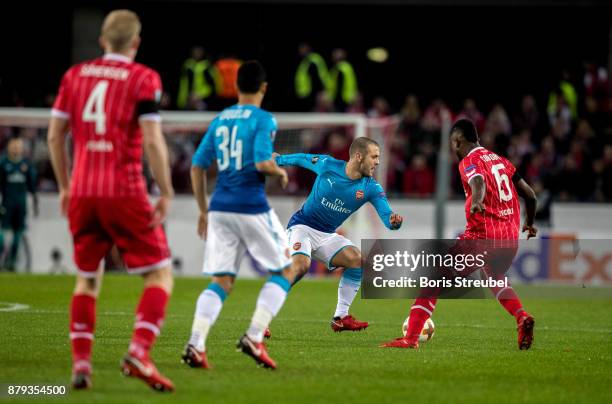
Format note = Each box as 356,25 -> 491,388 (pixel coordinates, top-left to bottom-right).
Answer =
458,146 -> 520,239
52,53 -> 162,198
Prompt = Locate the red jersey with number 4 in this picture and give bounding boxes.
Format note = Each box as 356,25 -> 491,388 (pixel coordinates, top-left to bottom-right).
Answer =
52,53 -> 162,198
458,146 -> 520,240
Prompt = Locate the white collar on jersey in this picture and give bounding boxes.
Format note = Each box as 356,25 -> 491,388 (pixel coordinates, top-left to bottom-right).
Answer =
466,146 -> 484,157
103,53 -> 133,63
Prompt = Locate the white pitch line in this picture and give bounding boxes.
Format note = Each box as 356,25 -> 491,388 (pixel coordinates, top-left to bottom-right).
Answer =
7,308 -> 612,334
0,302 -> 30,312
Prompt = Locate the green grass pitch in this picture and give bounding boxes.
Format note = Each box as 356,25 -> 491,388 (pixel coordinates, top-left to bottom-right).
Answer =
1,273 -> 611,403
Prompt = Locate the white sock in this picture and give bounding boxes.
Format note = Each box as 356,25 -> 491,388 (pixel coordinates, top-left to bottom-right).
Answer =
246,279 -> 288,343
246,306 -> 274,343
188,288 -> 224,352
334,278 -> 360,318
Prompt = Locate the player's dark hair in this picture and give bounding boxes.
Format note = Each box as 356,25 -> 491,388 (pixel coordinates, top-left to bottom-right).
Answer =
349,137 -> 379,157
237,60 -> 266,94
450,118 -> 479,143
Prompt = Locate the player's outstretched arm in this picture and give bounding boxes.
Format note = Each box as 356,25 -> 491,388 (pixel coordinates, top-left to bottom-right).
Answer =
255,159 -> 289,189
47,116 -> 71,216
141,120 -> 175,227
274,153 -> 327,174
514,177 -> 538,239
369,187 -> 403,230
468,176 -> 486,214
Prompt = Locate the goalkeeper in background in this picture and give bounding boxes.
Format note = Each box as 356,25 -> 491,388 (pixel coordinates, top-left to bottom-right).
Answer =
0,135 -> 38,271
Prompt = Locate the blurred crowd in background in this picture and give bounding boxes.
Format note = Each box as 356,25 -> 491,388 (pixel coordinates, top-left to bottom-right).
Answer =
1,44 -> 611,209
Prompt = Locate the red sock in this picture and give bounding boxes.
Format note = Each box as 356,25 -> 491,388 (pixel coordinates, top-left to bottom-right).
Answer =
406,297 -> 436,340
70,294 -> 96,372
129,287 -> 169,359
491,286 -> 524,319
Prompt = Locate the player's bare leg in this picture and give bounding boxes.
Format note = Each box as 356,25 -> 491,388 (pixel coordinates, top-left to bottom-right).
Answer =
238,255 -> 308,369
70,268 -> 103,389
184,275 -> 235,369
329,246 -> 368,332
121,266 -> 174,392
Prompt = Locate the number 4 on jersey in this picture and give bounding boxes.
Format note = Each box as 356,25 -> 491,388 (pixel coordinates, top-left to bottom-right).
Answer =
82,80 -> 109,135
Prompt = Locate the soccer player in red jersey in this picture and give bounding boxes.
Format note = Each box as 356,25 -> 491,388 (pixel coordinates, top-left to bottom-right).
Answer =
47,10 -> 175,392
382,118 -> 538,350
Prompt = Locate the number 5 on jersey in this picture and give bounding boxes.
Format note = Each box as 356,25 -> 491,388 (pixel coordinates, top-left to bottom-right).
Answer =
82,80 -> 109,135
216,125 -> 243,171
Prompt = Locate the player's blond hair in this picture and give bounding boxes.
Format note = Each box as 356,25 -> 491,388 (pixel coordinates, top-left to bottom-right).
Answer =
101,10 -> 141,52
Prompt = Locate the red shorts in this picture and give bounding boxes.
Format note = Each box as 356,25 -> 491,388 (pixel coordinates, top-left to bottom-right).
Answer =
68,195 -> 170,277
461,223 -> 519,241
453,235 -> 518,278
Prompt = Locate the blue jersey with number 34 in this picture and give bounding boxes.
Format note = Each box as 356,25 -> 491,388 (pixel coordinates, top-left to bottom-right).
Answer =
192,104 -> 277,213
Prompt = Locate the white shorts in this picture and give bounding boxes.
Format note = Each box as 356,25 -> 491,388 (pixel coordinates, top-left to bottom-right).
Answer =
287,224 -> 355,269
203,210 -> 291,276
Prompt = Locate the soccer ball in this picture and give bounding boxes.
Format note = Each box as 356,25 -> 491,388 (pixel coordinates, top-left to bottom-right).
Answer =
402,317 -> 435,342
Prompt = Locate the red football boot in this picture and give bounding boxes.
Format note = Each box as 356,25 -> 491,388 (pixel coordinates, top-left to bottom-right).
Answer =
330,315 -> 369,332
71,360 -> 92,390
72,372 -> 92,390
264,328 -> 272,339
121,354 -> 175,392
517,312 -> 535,350
236,335 -> 277,369
181,344 -> 211,369
379,337 -> 419,349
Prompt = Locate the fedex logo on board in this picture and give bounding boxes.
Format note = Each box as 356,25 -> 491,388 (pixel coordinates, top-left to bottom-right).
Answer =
511,235 -> 612,284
